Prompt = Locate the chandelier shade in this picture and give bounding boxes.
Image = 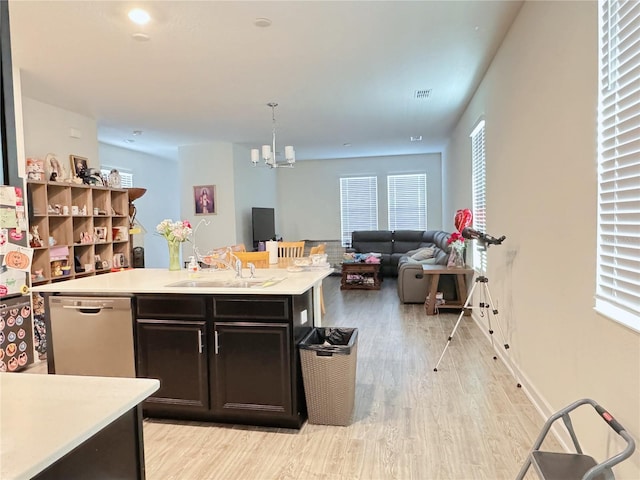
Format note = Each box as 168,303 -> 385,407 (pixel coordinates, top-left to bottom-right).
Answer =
251,102 -> 295,168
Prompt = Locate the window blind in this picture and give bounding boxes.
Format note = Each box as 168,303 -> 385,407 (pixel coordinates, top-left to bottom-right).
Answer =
340,176 -> 378,247
387,173 -> 427,231
596,0 -> 640,331
471,120 -> 487,273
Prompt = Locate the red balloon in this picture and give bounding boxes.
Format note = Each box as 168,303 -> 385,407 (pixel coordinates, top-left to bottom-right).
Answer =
454,209 -> 473,232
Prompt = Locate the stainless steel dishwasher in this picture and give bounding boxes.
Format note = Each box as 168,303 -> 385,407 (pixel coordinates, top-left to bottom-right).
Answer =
48,296 -> 135,377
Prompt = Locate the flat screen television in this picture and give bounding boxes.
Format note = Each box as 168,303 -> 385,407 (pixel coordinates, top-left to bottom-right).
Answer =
252,207 -> 275,246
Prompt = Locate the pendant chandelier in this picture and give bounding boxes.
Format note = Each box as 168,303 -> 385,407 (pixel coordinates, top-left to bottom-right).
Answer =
250,102 -> 295,168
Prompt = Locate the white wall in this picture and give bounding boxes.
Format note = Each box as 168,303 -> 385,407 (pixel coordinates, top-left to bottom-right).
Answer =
21,98 -> 182,269
232,144 -> 278,249
275,153 -> 443,242
446,2 -> 639,477
22,97 -> 99,175
178,143 -> 238,262
98,143 -> 179,268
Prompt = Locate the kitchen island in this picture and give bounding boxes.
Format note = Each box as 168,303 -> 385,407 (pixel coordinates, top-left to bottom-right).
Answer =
31,266 -> 329,323
32,267 -> 332,429
0,373 -> 159,480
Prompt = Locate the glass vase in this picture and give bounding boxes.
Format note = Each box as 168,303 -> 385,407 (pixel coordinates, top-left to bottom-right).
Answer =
168,241 -> 181,271
448,247 -> 465,268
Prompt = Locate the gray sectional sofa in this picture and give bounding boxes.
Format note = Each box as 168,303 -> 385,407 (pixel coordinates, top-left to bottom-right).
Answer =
348,230 -> 457,303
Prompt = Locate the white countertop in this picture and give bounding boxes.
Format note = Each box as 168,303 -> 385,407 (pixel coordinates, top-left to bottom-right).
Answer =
0,373 -> 159,480
31,267 -> 332,295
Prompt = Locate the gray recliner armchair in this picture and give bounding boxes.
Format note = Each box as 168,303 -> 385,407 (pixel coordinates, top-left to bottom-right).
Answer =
396,231 -> 458,304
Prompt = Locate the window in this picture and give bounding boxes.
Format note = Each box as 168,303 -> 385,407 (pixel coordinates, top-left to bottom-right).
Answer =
596,0 -> 640,331
387,173 -> 427,230
471,120 -> 487,273
100,168 -> 133,188
340,176 -> 378,247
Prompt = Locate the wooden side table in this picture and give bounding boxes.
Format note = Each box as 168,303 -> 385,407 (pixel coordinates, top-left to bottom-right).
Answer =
340,263 -> 381,290
422,265 -> 474,315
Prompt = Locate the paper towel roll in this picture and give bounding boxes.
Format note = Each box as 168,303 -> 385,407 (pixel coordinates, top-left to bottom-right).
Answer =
266,241 -> 278,264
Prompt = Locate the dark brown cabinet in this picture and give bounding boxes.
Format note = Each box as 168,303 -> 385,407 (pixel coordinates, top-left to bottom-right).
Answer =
136,319 -> 210,415
134,291 -> 313,428
213,321 -> 292,424
135,295 -> 210,418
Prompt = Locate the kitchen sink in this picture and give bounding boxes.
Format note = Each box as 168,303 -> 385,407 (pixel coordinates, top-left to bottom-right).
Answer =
165,278 -> 282,288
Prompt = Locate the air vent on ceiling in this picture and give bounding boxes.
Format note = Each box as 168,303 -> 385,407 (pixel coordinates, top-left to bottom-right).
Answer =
414,89 -> 432,99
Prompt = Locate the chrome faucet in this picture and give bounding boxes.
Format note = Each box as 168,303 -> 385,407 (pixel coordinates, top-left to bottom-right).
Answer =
234,260 -> 256,279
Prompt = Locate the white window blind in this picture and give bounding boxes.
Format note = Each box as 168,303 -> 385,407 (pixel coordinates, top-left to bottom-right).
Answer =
471,120 -> 487,273
340,176 -> 378,247
101,168 -> 134,188
596,0 -> 640,331
387,173 -> 427,230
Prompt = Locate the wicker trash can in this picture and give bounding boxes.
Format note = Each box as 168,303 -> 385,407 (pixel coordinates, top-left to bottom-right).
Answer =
299,327 -> 358,426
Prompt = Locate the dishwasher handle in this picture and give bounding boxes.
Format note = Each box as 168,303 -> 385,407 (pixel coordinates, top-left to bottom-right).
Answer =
51,296 -> 132,315
62,305 -> 113,314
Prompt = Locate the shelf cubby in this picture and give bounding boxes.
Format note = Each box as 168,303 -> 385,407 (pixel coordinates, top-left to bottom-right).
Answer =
27,181 -> 131,284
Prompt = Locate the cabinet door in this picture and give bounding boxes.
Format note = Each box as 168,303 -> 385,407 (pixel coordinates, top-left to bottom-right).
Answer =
213,322 -> 292,419
136,319 -> 209,412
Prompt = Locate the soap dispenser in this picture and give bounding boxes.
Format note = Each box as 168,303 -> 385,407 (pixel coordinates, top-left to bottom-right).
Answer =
187,256 -> 199,273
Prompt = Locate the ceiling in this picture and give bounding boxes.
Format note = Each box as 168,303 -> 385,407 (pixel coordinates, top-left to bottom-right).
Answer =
8,1 -> 522,163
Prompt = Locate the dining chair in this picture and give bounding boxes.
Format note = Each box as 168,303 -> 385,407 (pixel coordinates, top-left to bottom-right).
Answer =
308,243 -> 327,315
277,241 -> 305,258
309,243 -> 326,255
233,251 -> 270,268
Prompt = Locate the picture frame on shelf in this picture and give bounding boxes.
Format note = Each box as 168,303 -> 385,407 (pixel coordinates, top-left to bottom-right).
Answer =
94,226 -> 107,242
26,158 -> 45,181
194,185 -> 216,215
70,155 -> 88,179
45,153 -> 66,182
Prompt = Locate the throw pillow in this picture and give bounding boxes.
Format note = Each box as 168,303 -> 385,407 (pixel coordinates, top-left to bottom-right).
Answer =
411,247 -> 435,261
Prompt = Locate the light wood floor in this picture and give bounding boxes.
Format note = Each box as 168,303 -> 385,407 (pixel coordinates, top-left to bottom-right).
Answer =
25,276 -> 558,479
141,276 -> 557,480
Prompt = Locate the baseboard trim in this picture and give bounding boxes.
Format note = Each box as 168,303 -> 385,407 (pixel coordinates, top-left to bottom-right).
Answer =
469,311 -> 573,453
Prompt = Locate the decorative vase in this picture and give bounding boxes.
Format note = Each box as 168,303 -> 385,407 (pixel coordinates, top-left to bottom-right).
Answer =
448,246 -> 465,268
168,241 -> 181,271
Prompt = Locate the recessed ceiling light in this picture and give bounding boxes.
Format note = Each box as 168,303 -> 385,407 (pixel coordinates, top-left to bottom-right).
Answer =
128,8 -> 150,25
254,17 -> 272,28
410,136 -> 423,142
131,32 -> 150,41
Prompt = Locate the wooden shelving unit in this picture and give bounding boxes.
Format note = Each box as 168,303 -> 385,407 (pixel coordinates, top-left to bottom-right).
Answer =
27,181 -> 130,285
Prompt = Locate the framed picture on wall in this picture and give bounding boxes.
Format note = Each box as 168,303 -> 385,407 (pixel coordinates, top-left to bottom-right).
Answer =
70,155 -> 88,179
194,185 -> 216,215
